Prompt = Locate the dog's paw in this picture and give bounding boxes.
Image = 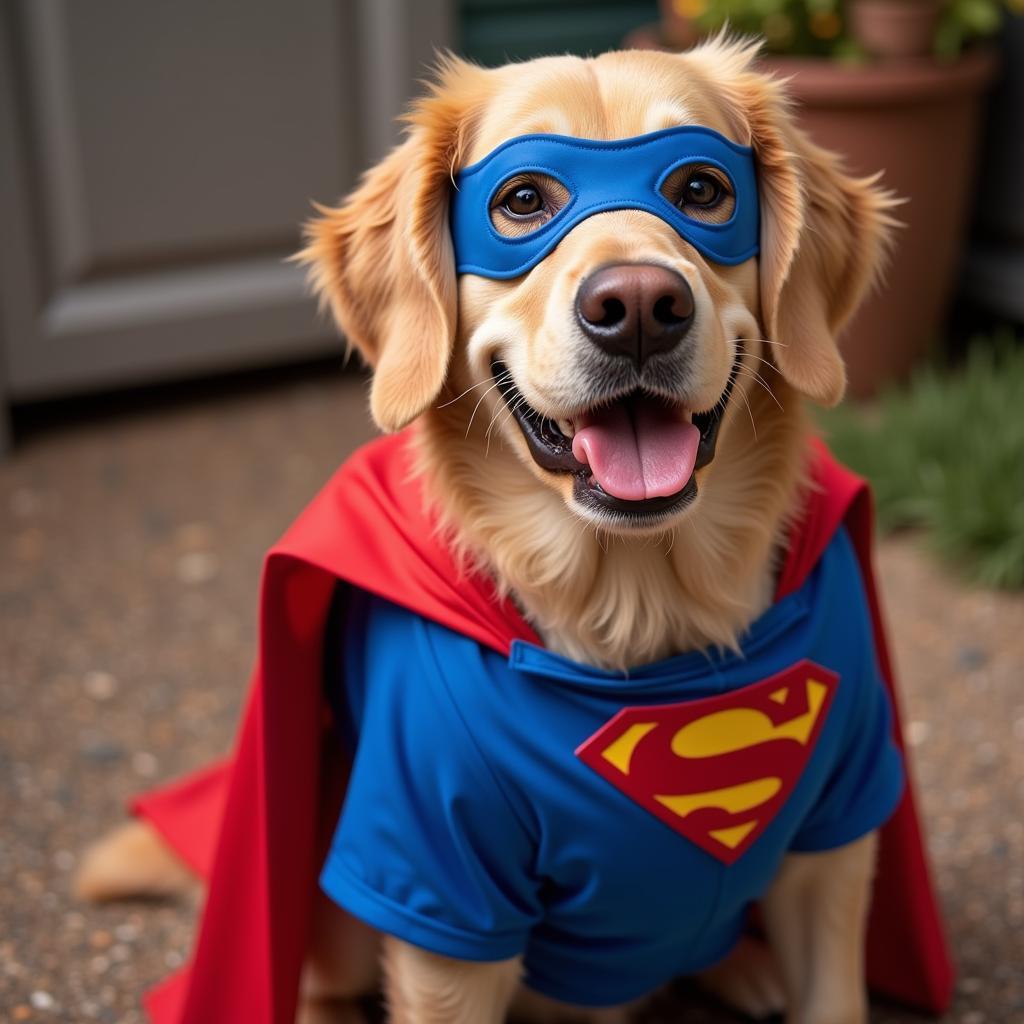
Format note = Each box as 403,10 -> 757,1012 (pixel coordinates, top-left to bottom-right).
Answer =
695,936 -> 787,1020
74,820 -> 196,902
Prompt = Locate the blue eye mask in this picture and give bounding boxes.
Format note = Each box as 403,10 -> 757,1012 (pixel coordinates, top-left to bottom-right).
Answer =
450,125 -> 759,280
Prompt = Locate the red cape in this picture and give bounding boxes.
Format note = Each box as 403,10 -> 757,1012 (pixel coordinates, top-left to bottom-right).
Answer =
134,431 -> 953,1022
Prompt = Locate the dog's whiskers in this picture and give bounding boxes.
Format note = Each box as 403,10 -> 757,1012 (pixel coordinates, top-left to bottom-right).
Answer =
734,353 -> 785,413
739,361 -> 779,393
465,374 -> 513,438
743,352 -> 780,372
438,371 -> 510,410
484,389 -> 524,455
732,335 -> 787,352
487,399 -> 520,452
735,367 -> 785,413
730,342 -> 786,414
735,379 -> 759,441
742,354 -> 789,392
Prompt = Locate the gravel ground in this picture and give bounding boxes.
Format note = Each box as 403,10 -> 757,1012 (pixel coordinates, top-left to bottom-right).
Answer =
1,367 -> 1022,1023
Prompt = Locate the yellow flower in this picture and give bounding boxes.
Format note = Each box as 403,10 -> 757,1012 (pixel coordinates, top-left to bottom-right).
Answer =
674,0 -> 709,19
809,10 -> 842,38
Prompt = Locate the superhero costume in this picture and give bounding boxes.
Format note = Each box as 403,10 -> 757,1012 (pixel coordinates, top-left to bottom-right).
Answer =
320,523 -> 903,1007
132,431 -> 954,1022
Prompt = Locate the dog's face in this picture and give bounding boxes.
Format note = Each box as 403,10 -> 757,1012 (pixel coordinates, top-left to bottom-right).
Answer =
303,42 -> 892,535
455,53 -> 764,528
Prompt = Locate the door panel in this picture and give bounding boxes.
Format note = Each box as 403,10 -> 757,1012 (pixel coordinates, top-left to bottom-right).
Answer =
0,0 -> 453,406
22,0 -> 348,286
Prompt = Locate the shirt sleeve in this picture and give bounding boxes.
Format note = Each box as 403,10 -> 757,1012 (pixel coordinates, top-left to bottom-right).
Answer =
320,591 -> 542,962
790,536 -> 906,852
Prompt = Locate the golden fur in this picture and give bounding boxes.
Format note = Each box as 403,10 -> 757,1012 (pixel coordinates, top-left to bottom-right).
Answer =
79,37 -> 896,1023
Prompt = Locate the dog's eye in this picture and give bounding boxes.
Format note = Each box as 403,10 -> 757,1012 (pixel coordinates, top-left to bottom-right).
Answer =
504,185 -> 543,217
683,173 -> 722,207
490,173 -> 570,238
660,164 -> 735,224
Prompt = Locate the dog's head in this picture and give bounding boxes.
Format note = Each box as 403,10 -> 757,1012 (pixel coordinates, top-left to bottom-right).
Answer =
302,39 -> 894,534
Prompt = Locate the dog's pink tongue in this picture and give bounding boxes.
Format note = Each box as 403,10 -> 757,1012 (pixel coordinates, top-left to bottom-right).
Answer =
571,403 -> 700,502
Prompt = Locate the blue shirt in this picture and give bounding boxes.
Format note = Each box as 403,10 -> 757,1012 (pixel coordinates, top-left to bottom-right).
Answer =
320,527 -> 904,1007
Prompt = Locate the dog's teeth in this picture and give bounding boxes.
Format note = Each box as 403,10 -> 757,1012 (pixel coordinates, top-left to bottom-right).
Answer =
557,418 -> 574,438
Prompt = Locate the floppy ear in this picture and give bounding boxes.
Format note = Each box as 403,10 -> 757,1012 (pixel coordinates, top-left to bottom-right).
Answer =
748,77 -> 899,406
299,59 -> 485,431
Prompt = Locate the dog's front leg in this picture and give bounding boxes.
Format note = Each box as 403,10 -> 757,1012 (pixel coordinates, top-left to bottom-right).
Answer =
762,832 -> 877,1024
382,935 -> 521,1024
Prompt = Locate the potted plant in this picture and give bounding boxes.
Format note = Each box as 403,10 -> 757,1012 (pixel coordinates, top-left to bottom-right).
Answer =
627,0 -> 1010,396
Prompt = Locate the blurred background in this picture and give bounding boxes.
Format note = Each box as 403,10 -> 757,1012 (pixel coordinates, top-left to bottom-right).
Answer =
1,2 -> 1022,1022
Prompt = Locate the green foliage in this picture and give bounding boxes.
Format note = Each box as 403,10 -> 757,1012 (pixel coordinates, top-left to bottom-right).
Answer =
690,0 -> 853,57
688,0 -> 1014,59
935,0 -> 1007,58
817,336 -> 1024,589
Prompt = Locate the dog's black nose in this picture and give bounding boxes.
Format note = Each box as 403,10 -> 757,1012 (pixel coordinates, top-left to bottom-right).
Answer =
575,263 -> 695,366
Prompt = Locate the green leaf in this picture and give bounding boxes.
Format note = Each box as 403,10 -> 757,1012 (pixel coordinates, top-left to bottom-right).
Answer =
816,334 -> 1024,591
933,16 -> 964,57
958,0 -> 1002,32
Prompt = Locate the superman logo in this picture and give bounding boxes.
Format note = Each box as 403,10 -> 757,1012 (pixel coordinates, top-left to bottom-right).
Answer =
575,660 -> 839,864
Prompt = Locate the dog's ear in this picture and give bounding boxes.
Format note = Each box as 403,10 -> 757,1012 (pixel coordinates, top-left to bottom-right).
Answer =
299,58 -> 485,431
747,76 -> 898,406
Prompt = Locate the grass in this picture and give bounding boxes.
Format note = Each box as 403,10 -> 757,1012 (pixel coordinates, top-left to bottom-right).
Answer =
816,335 -> 1024,590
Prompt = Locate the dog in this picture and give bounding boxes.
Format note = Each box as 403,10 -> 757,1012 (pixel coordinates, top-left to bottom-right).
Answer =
78,37 -> 904,1024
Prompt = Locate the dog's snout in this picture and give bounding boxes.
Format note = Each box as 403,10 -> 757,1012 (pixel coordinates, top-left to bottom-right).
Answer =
575,264 -> 695,366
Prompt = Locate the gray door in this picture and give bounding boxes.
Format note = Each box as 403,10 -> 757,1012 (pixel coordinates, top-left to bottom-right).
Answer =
0,0 -> 452,430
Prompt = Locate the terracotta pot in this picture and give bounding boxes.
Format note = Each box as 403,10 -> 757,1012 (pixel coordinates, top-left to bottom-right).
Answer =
848,0 -> 942,60
763,50 -> 996,395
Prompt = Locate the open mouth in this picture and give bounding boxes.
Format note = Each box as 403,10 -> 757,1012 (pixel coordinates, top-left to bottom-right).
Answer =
492,353 -> 739,521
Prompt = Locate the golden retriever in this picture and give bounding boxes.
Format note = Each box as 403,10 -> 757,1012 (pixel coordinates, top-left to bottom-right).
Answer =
79,37 -> 896,1024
